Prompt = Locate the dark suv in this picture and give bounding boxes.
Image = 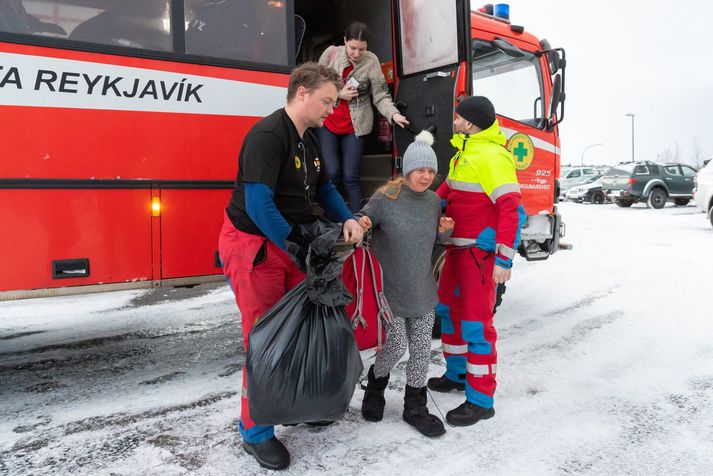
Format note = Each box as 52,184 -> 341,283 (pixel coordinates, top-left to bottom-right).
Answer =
601,161 -> 697,208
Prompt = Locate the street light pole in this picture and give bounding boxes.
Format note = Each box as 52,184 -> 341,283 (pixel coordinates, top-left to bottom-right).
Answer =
625,113 -> 635,162
580,142 -> 604,166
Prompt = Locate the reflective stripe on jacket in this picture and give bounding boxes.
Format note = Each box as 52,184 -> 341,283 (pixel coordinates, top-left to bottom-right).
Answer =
436,120 -> 526,268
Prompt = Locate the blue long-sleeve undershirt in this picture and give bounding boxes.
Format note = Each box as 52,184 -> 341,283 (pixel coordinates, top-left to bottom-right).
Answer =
316,181 -> 354,223
244,182 -> 291,250
244,181 -> 353,250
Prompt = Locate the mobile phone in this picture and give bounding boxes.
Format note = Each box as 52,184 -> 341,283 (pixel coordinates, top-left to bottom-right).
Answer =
347,77 -> 360,89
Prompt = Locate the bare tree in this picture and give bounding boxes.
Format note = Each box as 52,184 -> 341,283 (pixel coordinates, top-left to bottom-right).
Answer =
657,148 -> 674,163
691,137 -> 703,168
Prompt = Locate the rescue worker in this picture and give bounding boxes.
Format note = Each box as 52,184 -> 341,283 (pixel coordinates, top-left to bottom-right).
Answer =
218,62 -> 364,470
428,96 -> 525,426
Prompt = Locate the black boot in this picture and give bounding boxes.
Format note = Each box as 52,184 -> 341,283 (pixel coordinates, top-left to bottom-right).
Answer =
427,374 -> 466,393
445,401 -> 495,427
243,436 -> 290,470
362,365 -> 389,422
402,385 -> 446,437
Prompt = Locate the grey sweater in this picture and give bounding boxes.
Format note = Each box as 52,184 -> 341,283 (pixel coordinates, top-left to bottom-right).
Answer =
359,185 -> 449,317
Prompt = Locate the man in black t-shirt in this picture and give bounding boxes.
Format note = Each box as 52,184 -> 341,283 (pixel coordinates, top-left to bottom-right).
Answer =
218,62 -> 363,471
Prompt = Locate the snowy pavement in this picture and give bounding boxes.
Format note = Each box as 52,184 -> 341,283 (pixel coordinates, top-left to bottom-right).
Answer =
1,202 -> 712,475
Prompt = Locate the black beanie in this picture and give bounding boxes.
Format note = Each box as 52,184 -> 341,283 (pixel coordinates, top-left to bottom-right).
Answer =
455,96 -> 496,130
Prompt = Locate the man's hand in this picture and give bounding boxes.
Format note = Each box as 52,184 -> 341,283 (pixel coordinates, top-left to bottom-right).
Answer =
438,216 -> 454,234
343,219 -> 364,245
492,265 -> 512,284
358,215 -> 372,231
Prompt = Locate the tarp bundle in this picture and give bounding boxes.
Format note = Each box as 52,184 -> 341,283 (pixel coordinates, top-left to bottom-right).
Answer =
246,219 -> 363,425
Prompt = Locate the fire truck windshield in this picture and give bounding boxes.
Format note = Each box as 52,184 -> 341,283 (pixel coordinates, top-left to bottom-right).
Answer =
472,40 -> 544,129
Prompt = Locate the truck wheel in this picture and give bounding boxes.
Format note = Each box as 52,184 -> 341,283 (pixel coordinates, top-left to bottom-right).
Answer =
646,188 -> 667,209
591,191 -> 605,204
673,198 -> 690,206
615,199 -> 633,207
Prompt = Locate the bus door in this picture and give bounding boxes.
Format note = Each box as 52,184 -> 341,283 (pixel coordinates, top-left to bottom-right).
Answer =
391,0 -> 471,184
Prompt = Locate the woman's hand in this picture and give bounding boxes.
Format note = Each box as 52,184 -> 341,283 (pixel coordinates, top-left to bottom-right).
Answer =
339,85 -> 358,101
392,113 -> 410,128
358,215 -> 372,231
439,216 -> 454,234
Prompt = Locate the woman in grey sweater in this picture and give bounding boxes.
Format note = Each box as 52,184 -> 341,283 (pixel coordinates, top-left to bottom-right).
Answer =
357,131 -> 453,437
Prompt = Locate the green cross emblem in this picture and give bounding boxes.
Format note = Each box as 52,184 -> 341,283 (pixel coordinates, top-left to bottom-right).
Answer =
513,142 -> 528,163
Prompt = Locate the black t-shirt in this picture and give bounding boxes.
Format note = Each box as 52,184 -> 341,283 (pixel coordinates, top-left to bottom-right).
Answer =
227,108 -> 328,236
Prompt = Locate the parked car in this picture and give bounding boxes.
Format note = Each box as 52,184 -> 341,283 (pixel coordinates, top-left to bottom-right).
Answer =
600,161 -> 697,209
693,160 -> 713,227
565,175 -> 607,204
559,166 -> 599,199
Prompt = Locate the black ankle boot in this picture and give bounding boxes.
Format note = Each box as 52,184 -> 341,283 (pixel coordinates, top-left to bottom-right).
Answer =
445,401 -> 495,427
243,436 -> 290,470
402,385 -> 446,437
427,374 -> 466,393
362,365 -> 389,422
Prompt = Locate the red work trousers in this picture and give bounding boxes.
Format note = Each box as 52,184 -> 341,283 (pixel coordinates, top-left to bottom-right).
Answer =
438,247 -> 498,408
218,212 -> 304,430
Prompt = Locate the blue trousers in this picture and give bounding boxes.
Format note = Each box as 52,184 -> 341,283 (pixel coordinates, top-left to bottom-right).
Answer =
317,127 -> 365,212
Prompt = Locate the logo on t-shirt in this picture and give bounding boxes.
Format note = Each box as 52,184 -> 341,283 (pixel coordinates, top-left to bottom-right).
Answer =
294,156 -> 301,169
314,157 -> 321,172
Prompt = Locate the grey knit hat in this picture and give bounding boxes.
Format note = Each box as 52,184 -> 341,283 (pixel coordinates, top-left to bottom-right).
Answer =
402,130 -> 437,176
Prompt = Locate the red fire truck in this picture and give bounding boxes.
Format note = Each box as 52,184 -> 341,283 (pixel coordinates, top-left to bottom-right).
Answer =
0,1 -> 565,300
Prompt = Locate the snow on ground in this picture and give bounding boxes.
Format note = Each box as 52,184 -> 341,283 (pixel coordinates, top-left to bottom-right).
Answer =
1,201 -> 712,475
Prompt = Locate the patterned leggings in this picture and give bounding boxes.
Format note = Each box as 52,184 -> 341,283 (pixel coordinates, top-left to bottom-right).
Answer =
373,310 -> 436,387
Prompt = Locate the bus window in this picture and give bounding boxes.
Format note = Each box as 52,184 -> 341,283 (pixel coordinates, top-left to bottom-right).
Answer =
0,1 -> 172,51
184,0 -> 290,66
0,0 -> 67,36
68,0 -> 171,51
472,40 -> 544,129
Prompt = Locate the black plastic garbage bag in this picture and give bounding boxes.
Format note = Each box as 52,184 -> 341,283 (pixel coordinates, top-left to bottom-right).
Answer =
246,219 -> 363,425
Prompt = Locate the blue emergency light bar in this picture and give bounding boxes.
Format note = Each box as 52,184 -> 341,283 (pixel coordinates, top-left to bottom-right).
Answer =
494,3 -> 510,20
477,3 -> 510,21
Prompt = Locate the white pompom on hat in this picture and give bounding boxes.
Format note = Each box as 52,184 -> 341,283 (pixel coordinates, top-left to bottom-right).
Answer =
402,130 -> 438,177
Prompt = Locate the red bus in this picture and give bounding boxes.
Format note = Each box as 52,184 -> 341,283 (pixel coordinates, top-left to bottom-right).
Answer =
0,1 -> 565,300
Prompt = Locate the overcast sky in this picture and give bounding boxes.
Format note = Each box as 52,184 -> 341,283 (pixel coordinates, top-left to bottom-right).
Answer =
506,0 -> 712,168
